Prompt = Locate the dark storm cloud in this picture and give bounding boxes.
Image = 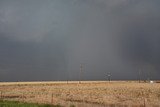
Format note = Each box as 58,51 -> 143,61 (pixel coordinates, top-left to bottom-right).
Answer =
0,0 -> 160,81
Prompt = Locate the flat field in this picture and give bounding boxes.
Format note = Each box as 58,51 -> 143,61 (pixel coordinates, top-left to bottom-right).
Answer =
0,81 -> 160,107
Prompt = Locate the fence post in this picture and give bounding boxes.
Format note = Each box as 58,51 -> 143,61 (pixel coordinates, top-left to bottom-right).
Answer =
51,93 -> 53,104
144,98 -> 146,107
0,91 -> 2,99
1,91 -> 3,99
22,92 -> 25,102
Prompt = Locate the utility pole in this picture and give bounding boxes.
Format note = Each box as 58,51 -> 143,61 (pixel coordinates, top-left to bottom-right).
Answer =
147,66 -> 153,82
79,63 -> 84,84
138,69 -> 141,83
147,70 -> 150,82
107,72 -> 111,82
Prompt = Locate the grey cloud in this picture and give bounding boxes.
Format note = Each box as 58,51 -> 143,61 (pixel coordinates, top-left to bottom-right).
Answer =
0,0 -> 160,81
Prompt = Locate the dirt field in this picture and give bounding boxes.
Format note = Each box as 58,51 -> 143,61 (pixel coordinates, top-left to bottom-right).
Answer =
0,81 -> 160,107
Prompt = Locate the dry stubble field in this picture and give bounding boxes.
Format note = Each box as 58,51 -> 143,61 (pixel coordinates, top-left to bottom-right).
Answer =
0,81 -> 160,107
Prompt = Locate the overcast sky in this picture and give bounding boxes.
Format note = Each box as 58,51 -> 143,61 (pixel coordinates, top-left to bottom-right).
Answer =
0,0 -> 160,81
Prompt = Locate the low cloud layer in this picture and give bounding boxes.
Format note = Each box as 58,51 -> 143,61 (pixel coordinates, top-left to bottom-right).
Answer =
0,0 -> 160,81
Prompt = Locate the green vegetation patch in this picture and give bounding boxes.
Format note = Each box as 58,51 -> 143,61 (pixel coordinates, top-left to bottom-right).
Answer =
0,100 -> 62,107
